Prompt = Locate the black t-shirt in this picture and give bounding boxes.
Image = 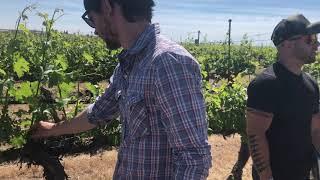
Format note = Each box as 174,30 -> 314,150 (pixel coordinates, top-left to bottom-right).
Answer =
247,62 -> 319,179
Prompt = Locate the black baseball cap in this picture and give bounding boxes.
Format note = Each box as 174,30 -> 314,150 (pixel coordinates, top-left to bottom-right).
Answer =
271,14 -> 320,46
84,0 -> 101,12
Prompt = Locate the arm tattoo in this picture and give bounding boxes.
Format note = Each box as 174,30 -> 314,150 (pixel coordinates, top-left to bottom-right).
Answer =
248,135 -> 269,173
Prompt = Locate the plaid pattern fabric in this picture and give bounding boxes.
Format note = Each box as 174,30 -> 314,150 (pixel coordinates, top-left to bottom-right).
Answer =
87,24 -> 212,179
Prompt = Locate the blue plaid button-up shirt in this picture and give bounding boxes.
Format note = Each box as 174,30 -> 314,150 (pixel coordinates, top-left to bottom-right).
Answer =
87,23 -> 212,179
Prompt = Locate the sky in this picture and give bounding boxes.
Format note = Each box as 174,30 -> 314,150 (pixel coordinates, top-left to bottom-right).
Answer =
1,0 -> 320,45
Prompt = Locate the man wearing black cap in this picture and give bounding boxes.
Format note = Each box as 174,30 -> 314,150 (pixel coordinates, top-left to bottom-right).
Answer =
31,0 -> 212,179
246,14 -> 320,180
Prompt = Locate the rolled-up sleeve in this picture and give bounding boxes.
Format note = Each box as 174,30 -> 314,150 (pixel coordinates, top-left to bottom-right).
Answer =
154,52 -> 212,179
87,74 -> 120,126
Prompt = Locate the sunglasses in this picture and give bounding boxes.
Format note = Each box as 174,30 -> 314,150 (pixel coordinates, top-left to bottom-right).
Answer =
306,34 -> 319,46
82,11 -> 95,28
288,34 -> 319,46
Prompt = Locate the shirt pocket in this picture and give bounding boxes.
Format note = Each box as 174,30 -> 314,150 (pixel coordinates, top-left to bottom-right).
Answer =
126,93 -> 150,139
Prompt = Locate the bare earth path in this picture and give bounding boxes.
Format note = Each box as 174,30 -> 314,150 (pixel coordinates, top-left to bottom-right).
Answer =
0,135 -> 253,180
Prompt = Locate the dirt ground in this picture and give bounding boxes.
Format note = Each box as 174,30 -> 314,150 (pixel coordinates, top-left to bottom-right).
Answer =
0,134 -> 253,180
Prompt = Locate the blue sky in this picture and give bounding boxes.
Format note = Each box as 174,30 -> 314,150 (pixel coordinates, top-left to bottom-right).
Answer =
1,0 -> 319,45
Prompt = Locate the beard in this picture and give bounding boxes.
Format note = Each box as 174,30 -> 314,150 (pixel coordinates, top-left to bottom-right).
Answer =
304,58 -> 316,64
305,53 -> 317,64
105,39 -> 121,50
303,50 -> 317,64
101,18 -> 121,50
294,43 -> 317,64
102,29 -> 121,50
96,30 -> 120,50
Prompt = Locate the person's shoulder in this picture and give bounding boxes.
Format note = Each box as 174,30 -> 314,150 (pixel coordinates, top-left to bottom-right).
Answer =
151,35 -> 198,67
154,35 -> 193,57
303,72 -> 318,84
303,72 -> 319,89
249,64 -> 278,90
251,65 -> 277,84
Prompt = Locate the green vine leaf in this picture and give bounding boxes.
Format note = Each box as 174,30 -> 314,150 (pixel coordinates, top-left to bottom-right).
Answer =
0,68 -> 6,76
83,52 -> 94,64
13,53 -> 30,78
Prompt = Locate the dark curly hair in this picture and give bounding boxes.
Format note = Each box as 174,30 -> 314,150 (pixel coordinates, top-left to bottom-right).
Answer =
84,0 -> 155,22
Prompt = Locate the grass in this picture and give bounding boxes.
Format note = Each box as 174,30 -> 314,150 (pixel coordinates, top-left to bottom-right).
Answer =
0,135 -> 253,180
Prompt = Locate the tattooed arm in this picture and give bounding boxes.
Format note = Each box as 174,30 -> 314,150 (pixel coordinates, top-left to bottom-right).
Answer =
246,107 -> 273,180
312,113 -> 320,154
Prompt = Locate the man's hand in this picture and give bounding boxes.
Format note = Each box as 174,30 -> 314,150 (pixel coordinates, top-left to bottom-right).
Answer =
31,110 -> 96,139
31,121 -> 58,139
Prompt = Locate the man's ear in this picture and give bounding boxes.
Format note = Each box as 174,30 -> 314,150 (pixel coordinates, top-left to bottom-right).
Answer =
101,0 -> 112,16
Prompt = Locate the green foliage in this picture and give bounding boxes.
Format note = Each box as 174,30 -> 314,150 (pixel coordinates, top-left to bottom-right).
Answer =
183,37 -> 276,140
0,7 -> 120,148
85,82 -> 98,96
0,68 -> 6,76
6,5 -> 320,150
204,77 -> 247,138
303,54 -> 320,82
8,82 -> 33,102
184,36 -> 276,82
59,82 -> 75,98
13,53 -> 30,78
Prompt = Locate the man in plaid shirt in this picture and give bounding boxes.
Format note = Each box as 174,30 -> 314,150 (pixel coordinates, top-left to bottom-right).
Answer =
32,0 -> 212,179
